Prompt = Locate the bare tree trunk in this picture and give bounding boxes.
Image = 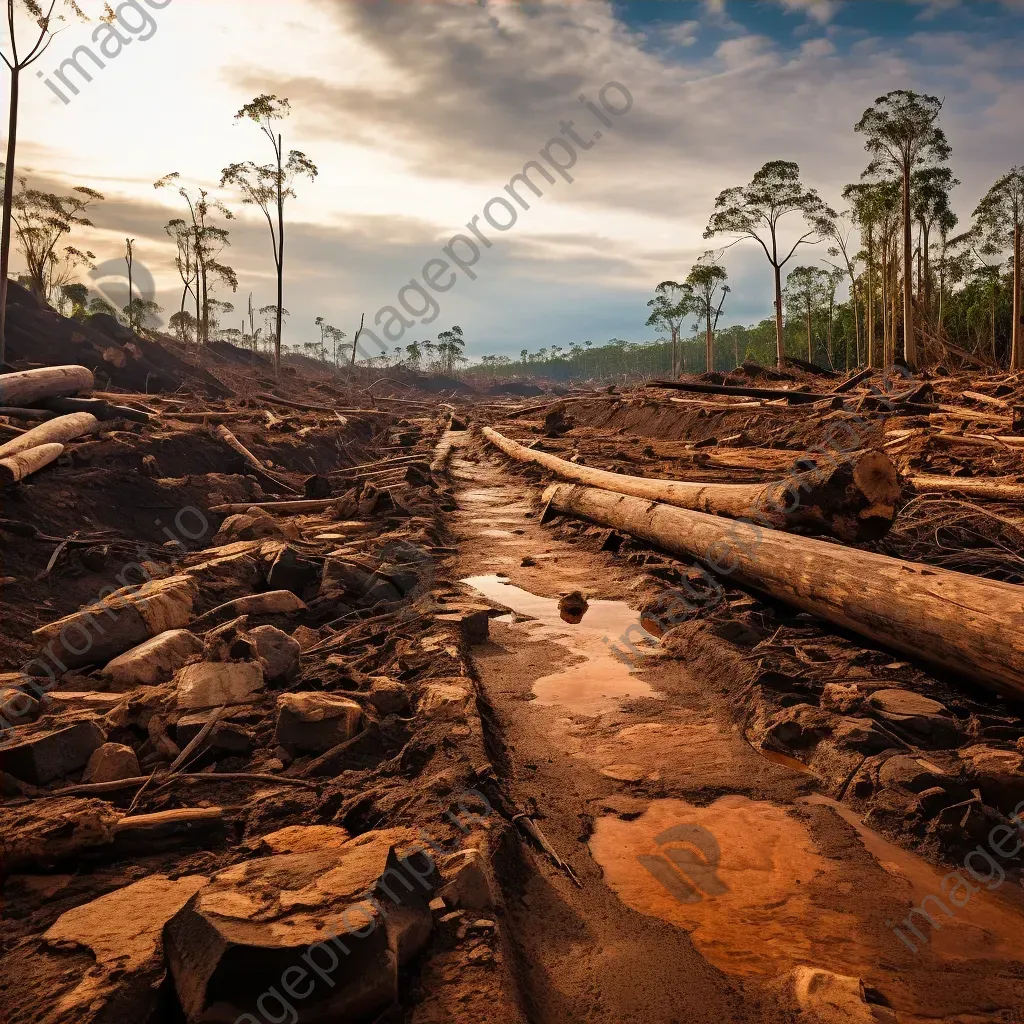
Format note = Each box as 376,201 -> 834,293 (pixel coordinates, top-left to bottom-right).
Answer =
275,133 -> 284,377
0,65 -> 21,367
705,307 -> 713,373
902,162 -> 916,364
805,306 -> 812,363
1012,221 -> 1022,370
773,262 -> 785,369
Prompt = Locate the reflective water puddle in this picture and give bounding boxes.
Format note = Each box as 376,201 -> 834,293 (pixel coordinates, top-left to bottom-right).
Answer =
590,795 -> 1024,1006
461,574 -> 660,716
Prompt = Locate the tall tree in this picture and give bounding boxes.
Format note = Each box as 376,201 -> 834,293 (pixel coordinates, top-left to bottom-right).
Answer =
645,280 -> 692,377
155,175 -> 236,346
0,1 -> 87,362
437,325 -> 465,376
855,90 -> 950,365
686,260 -> 729,372
973,168 -> 1024,369
784,265 -> 830,364
221,95 -> 317,376
704,160 -> 834,368
826,206 -> 863,366
5,173 -> 102,302
912,165 -> 958,322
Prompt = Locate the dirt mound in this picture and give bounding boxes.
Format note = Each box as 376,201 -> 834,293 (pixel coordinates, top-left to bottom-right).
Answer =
4,287 -> 232,396
484,380 -> 545,397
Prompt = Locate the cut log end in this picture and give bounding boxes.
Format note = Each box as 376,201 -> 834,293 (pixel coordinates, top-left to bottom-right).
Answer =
0,443 -> 65,486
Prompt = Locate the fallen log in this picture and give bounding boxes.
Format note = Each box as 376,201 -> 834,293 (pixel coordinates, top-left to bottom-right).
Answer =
254,392 -> 337,413
42,396 -> 151,423
542,483 -> 1024,698
0,406 -> 56,422
650,379 -> 826,405
963,390 -> 1011,409
0,365 -> 94,407
215,424 -> 300,495
0,443 -> 64,485
907,475 -> 1024,501
831,368 -> 874,394
483,427 -> 900,541
210,498 -> 353,516
783,355 -> 839,378
0,413 -> 99,459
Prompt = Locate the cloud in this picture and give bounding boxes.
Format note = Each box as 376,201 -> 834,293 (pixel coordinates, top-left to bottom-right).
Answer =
774,0 -> 844,24
665,19 -> 700,46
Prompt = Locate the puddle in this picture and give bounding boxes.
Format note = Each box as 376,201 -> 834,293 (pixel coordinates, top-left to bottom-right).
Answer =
591,794 -> 1024,991
461,574 -> 660,716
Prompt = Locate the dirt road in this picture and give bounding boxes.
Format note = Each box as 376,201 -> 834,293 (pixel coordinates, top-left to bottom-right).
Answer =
448,442 -> 1024,1024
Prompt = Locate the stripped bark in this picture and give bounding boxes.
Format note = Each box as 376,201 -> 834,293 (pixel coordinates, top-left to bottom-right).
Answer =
0,366 -> 94,407
0,443 -> 64,485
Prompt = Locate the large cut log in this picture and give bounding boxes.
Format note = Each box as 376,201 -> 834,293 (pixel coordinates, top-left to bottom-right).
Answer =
542,483 -> 1024,699
831,368 -> 874,394
0,442 -> 63,485
650,379 -> 826,404
0,412 -> 98,459
483,427 -> 900,541
215,424 -> 300,494
0,365 -> 93,407
0,406 -> 56,421
907,475 -> 1024,501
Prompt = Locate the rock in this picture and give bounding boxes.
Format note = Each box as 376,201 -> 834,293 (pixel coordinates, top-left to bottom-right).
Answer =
364,576 -> 403,605
250,624 -> 301,682
0,719 -> 106,784
275,692 -> 363,754
164,828 -> 437,1023
266,545 -> 321,598
175,713 -> 255,755
821,683 -> 864,714
290,624 -> 321,652
0,797 -> 120,871
202,616 -> 258,662
866,689 -> 961,747
959,744 -> 1024,808
419,680 -> 473,716
775,966 -> 897,1023
366,677 -> 408,716
763,704 -> 834,750
82,742 -> 140,783
434,604 -> 492,646
0,686 -> 40,726
175,661 -> 265,710
12,874 -> 209,1024
877,754 -> 951,794
438,848 -> 493,910
247,824 -> 351,855
558,590 -> 589,623
101,628 -> 203,687
322,558 -> 374,598
832,717 -> 899,755
212,510 -> 287,545
32,575 -> 199,669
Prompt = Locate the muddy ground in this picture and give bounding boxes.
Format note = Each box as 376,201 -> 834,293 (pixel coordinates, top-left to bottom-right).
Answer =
2,341 -> 1024,1023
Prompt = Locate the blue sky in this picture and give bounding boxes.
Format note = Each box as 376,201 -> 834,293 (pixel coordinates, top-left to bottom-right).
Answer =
16,0 -> 1024,360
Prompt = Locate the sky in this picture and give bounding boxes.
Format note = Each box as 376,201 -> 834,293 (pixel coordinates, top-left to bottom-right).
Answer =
10,0 -> 1024,362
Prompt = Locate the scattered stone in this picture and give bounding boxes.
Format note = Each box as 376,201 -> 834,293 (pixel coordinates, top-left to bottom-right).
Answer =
435,604 -> 492,645
558,589 -> 589,623
266,545 -> 321,597
521,555 -> 537,567
164,828 -> 437,1023
0,719 -> 106,784
0,797 -> 120,871
419,680 -> 473,716
866,689 -> 961,747
290,624 -> 321,651
82,742 -> 140,784
959,744 -> 1024,807
821,683 -> 864,714
250,624 -> 301,682
174,661 -> 265,710
247,823 -> 351,855
438,848 -> 493,910
101,628 -> 203,687
366,676 -> 408,716
32,575 -> 199,669
0,685 -> 40,725
79,544 -> 109,572
832,718 -> 898,755
212,510 -> 287,545
877,754 -> 951,794
774,966 -> 896,1023
20,874 -> 209,1024
600,763 -> 647,783
274,692 -> 363,754
175,713 -> 255,755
